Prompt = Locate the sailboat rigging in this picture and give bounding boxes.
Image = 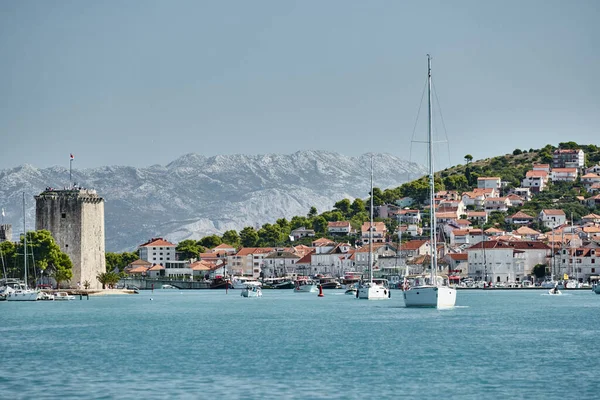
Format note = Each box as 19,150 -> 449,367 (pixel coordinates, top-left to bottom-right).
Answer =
7,192 -> 39,301
357,156 -> 390,300
403,55 -> 456,308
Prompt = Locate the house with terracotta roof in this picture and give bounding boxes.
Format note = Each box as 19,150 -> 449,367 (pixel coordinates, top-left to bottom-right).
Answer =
127,264 -> 150,276
533,164 -> 550,173
585,194 -> 600,208
444,253 -> 469,277
466,240 -> 550,283
551,167 -> 578,182
485,227 -> 505,237
521,170 -> 549,193
147,264 -> 165,278
354,243 -> 399,272
466,211 -> 488,225
514,226 -> 541,241
125,259 -> 152,273
210,243 -> 238,254
539,209 -> 566,229
581,173 -> 600,191
327,221 -> 353,236
138,238 -> 177,264
581,225 -> 600,241
361,221 -> 387,245
400,239 -> 430,259
450,228 -> 484,246
506,194 -> 525,207
228,247 -> 274,278
558,246 -> 600,281
506,211 -> 535,225
582,213 -> 600,224
461,189 -> 495,209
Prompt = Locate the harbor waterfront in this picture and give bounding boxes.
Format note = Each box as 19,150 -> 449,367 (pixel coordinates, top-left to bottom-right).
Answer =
1,290 -> 598,399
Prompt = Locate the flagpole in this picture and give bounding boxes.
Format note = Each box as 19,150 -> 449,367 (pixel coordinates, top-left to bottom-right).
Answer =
69,154 -> 74,188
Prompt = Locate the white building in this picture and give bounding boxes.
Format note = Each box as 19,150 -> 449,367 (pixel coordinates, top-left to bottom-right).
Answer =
138,238 -> 177,264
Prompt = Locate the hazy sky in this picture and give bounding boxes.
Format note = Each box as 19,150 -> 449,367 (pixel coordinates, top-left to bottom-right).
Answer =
1,0 -> 598,170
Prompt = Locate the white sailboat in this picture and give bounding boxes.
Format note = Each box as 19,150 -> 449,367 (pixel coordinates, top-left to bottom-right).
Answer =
7,193 -> 39,301
403,55 -> 456,309
357,156 -> 390,300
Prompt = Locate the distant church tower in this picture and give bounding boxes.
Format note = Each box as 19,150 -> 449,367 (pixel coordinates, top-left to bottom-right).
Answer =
35,188 -> 106,289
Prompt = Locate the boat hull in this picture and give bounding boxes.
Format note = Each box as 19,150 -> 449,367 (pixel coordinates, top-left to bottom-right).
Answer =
294,284 -> 318,293
403,285 -> 456,308
357,282 -> 390,300
7,289 -> 39,301
241,287 -> 262,297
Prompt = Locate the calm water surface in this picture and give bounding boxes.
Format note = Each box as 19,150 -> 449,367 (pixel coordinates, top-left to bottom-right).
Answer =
1,289 -> 598,399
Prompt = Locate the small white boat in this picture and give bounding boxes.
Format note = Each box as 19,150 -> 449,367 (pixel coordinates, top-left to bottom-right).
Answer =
231,276 -> 262,289
548,287 -> 562,295
161,284 -> 178,289
53,292 -> 75,301
294,278 -> 318,293
37,292 -> 55,301
241,285 -> 262,298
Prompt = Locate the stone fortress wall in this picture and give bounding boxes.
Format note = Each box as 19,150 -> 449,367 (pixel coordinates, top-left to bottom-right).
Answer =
35,188 -> 106,289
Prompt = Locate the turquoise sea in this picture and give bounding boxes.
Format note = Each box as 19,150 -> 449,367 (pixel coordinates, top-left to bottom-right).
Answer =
1,289 -> 598,399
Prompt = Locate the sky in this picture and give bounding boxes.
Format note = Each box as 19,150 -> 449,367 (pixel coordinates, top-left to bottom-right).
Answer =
1,0 -> 599,171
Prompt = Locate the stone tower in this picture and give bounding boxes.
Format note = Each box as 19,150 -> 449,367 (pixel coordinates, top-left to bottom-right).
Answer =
0,224 -> 12,242
35,188 -> 106,289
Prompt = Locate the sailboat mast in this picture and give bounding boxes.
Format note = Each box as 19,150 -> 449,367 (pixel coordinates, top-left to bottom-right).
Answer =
427,54 -> 437,282
369,155 -> 374,283
23,192 -> 28,289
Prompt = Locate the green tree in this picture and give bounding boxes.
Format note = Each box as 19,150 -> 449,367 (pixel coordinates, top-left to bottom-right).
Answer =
307,206 -> 318,218
464,154 -> 473,164
350,198 -> 366,216
176,239 -> 202,261
198,235 -> 222,249
240,227 -> 259,247
51,252 -> 73,289
257,223 -> 284,246
333,199 -> 351,216
312,216 -> 328,234
290,215 -> 311,230
221,230 -> 241,248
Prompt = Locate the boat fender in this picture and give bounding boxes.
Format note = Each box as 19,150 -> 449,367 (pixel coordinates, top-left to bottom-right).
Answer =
384,290 -> 387,297
388,290 -> 391,298
356,289 -> 359,298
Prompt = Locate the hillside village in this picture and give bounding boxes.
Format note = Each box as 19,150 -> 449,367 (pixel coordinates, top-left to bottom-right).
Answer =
124,146 -> 600,287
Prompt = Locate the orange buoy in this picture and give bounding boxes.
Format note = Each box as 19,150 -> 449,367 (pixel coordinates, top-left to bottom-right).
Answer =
317,284 -> 324,297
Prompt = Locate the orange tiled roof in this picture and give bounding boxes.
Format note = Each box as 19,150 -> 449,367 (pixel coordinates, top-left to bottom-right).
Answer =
139,238 -> 176,247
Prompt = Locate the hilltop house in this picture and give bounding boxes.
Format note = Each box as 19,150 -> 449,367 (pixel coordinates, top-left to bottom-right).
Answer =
552,148 -> 585,169
539,209 -> 567,229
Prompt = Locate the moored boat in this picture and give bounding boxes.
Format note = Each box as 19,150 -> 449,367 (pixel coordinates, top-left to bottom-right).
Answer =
241,285 -> 262,298
54,292 -> 75,301
294,277 -> 318,293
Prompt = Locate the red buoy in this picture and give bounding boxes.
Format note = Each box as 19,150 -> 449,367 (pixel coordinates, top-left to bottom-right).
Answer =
317,284 -> 324,297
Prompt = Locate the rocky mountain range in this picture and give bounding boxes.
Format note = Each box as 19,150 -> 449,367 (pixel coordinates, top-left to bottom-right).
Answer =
0,151 -> 426,252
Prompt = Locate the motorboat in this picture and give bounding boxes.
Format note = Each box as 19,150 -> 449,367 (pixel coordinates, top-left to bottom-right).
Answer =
294,277 -> 318,293
548,286 -> 562,295
241,285 -> 262,298
161,284 -> 178,289
230,276 -> 262,289
37,292 -> 55,301
53,292 -> 75,301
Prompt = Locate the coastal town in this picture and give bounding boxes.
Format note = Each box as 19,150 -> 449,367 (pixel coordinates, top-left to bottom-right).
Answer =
121,147 -> 600,290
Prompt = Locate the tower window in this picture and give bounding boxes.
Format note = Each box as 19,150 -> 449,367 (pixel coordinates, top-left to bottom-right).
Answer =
61,213 -> 66,218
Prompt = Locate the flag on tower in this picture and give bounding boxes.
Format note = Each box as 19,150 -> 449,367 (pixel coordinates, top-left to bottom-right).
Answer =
1,208 -> 4,217
70,153 -> 74,160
